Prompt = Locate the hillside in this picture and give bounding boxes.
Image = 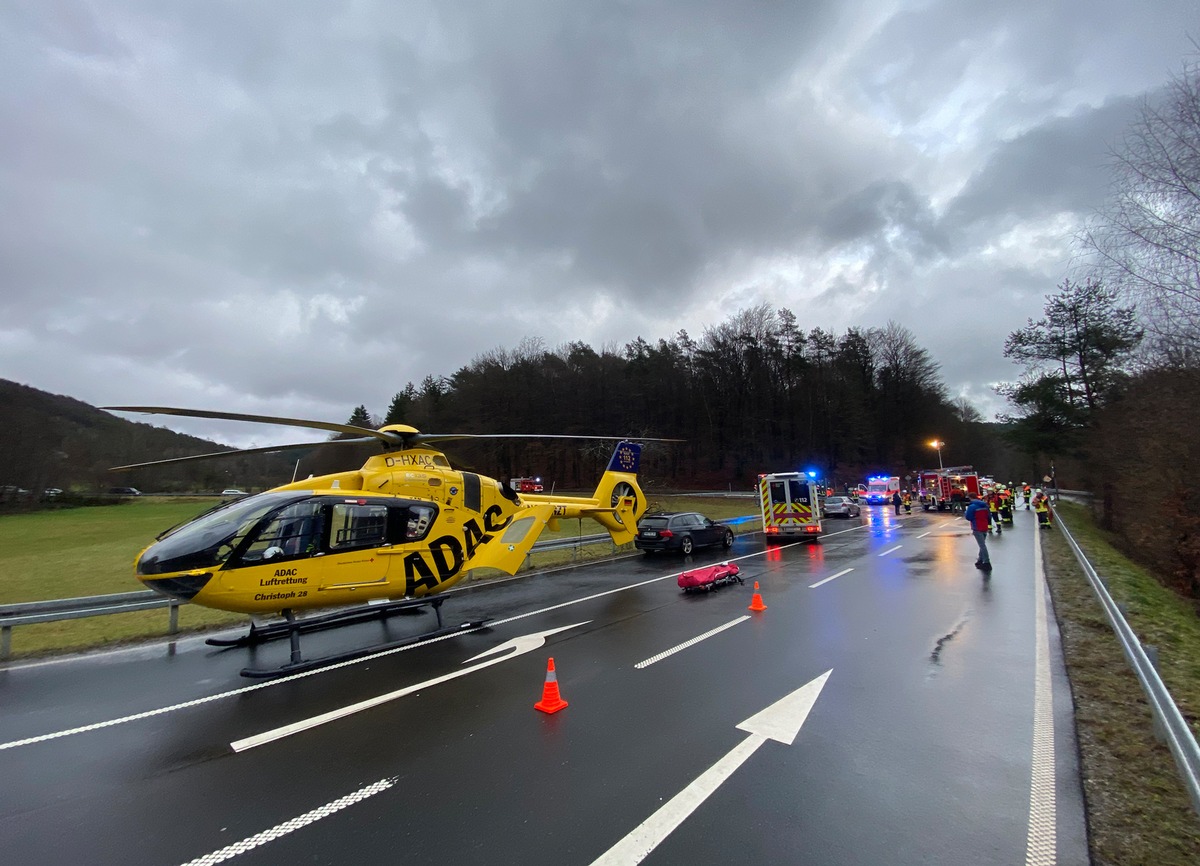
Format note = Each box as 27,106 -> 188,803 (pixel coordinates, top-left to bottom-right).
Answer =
0,379 -> 294,496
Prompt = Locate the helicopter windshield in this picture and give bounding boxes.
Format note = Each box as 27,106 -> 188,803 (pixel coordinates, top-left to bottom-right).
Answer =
137,492 -> 312,576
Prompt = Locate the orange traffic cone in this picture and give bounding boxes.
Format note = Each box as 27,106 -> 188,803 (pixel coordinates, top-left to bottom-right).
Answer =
534,657 -> 569,714
748,581 -> 767,612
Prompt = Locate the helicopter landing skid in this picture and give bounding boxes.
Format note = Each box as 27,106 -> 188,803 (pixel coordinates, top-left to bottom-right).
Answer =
204,599 -> 489,678
206,597 -> 455,649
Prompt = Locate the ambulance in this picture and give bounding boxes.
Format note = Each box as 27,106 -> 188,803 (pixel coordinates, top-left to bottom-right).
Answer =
864,475 -> 901,505
758,472 -> 823,543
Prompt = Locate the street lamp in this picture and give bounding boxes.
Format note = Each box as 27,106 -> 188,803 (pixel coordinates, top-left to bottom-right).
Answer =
929,439 -> 944,469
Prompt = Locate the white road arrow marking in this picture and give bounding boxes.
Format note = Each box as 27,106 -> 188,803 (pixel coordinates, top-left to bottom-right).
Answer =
230,621 -> 589,752
590,669 -> 832,866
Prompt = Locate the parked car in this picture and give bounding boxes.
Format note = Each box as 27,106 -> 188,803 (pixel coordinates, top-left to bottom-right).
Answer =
821,495 -> 861,518
107,487 -> 141,496
220,488 -> 247,497
634,511 -> 735,555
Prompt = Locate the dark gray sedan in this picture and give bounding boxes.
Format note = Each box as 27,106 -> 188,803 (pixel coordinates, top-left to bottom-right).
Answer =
821,495 -> 862,518
634,511 -> 735,555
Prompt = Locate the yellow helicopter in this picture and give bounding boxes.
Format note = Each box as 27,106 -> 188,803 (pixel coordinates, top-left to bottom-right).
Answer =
105,406 -> 670,676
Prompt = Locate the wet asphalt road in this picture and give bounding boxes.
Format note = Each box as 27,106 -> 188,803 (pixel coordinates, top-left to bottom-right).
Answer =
0,506 -> 1088,865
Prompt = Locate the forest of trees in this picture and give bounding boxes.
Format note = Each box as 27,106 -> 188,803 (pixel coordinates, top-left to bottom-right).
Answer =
361,308 -> 1018,492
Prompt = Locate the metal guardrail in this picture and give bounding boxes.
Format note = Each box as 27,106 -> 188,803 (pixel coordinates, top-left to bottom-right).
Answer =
1051,503 -> 1200,814
0,591 -> 181,659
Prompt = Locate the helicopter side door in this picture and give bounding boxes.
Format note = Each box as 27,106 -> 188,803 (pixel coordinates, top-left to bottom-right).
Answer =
315,499 -> 394,593
233,498 -> 397,602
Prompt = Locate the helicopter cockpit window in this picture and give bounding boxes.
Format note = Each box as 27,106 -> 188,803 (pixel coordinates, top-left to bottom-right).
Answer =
329,502 -> 390,551
241,500 -> 327,564
137,492 -> 312,576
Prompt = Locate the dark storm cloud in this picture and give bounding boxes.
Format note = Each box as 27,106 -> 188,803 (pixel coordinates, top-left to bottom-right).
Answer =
392,0 -> 874,300
945,95 -> 1145,229
824,180 -> 948,257
1,1 -> 1198,435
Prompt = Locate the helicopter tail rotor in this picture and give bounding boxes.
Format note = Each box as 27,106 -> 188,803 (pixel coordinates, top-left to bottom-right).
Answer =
583,441 -> 646,545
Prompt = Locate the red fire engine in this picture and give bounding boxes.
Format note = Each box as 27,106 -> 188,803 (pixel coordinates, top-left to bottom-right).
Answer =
918,466 -> 980,511
509,477 -> 545,493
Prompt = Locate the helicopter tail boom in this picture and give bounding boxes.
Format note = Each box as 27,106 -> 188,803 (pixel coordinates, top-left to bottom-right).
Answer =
517,441 -> 646,545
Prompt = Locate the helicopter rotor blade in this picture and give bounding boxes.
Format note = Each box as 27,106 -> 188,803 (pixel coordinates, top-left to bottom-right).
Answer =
412,433 -> 685,445
103,406 -> 683,471
109,437 -> 379,471
102,406 -> 401,444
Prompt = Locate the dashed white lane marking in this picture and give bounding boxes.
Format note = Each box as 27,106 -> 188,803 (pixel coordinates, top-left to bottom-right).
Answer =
177,776 -> 396,866
634,617 -> 750,669
877,545 -> 902,557
809,568 -> 854,588
1026,524 -> 1058,864
916,531 -> 932,539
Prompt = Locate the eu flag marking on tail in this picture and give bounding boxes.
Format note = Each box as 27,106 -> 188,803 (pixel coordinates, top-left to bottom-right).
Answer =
607,441 -> 641,473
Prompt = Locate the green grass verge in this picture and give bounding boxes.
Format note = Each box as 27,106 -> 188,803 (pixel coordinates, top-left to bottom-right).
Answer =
1043,500 -> 1200,864
0,495 -> 758,658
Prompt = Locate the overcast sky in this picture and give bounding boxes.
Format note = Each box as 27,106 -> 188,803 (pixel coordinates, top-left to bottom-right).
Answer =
2,1 -> 1196,447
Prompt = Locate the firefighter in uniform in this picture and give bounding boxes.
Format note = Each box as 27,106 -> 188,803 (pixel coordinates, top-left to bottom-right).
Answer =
1033,490 -> 1051,527
988,492 -> 1002,534
1022,483 -> 1032,510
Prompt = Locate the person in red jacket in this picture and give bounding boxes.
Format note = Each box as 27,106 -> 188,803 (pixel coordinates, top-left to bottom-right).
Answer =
964,496 -> 993,572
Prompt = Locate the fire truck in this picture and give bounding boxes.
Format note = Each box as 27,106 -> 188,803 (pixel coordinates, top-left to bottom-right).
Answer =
918,467 -> 980,511
758,472 -> 823,543
508,477 -> 544,493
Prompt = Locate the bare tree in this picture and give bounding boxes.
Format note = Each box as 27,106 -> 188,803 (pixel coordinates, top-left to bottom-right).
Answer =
951,396 -> 982,423
1084,54 -> 1200,363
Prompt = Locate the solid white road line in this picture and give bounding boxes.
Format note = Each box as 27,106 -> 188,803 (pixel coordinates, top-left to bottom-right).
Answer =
1025,524 -> 1058,865
230,623 -> 588,752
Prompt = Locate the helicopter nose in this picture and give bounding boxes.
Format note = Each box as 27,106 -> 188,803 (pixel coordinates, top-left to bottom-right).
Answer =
140,572 -> 213,601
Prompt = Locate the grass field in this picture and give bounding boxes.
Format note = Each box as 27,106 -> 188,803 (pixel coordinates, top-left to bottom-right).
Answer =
0,494 -> 758,658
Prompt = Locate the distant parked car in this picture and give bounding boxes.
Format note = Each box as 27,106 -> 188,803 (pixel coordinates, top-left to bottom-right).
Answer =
634,511 -> 735,555
220,488 -> 247,497
107,487 -> 141,496
821,495 -> 861,518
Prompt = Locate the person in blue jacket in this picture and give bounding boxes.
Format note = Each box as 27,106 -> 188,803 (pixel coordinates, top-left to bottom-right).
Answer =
964,495 -> 993,572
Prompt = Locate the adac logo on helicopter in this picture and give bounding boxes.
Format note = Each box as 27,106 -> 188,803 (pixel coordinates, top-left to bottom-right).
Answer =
401,504 -> 510,596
